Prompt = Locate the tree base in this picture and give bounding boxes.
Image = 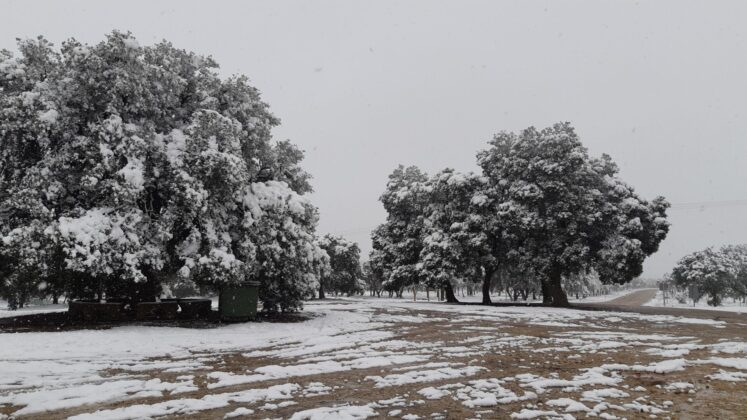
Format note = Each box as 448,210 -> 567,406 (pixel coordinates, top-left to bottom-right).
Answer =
444,283 -> 460,303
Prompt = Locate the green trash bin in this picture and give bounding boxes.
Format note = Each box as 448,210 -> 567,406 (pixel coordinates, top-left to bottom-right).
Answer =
219,281 -> 260,322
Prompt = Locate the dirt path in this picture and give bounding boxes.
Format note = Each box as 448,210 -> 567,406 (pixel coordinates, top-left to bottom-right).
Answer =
4,300 -> 746,419
603,288 -> 658,306
573,289 -> 747,324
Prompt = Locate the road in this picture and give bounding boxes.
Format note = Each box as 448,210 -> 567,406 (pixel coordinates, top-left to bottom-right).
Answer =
576,288 -> 747,323
603,288 -> 658,306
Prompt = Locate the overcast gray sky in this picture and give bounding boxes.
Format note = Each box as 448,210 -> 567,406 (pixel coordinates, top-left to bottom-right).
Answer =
2,0 -> 746,278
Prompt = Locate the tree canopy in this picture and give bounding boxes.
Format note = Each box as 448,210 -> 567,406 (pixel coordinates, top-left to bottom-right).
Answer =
671,244 -> 747,306
477,123 -> 670,305
317,234 -> 363,298
373,123 -> 670,306
0,32 -> 326,311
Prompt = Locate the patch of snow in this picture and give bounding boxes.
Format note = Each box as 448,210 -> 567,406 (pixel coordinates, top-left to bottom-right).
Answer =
546,397 -> 591,412
366,366 -> 486,388
510,408 -> 573,419
694,357 -> 747,371
224,407 -> 254,418
645,291 -> 747,313
68,383 -> 298,420
708,370 -> 747,382
289,404 -> 378,420
600,358 -> 687,374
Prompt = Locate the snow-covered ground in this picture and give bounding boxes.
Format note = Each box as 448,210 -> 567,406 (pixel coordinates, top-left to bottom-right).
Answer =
0,300 -> 68,319
1,297 -> 745,419
439,288 -> 639,304
644,291 -> 747,313
0,299 -> 221,319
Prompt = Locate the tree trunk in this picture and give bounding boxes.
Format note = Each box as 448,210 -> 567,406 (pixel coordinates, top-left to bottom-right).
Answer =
426,288 -> 430,301
319,284 -> 325,299
540,279 -> 551,304
547,270 -> 570,307
482,267 -> 493,304
52,294 -> 59,305
444,282 -> 460,303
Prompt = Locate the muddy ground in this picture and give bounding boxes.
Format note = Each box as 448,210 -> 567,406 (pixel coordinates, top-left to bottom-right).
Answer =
2,298 -> 746,420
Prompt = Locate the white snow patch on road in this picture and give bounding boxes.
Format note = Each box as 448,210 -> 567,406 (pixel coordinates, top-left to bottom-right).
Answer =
224,407 -> 254,418
708,370 -> 747,382
1,378 -> 195,416
68,383 -> 299,420
289,404 -> 378,420
455,378 -> 537,407
208,354 -> 428,388
580,387 -> 630,402
546,397 -> 591,412
693,357 -> 747,371
600,358 -> 687,374
510,408 -> 573,419
366,366 -> 486,388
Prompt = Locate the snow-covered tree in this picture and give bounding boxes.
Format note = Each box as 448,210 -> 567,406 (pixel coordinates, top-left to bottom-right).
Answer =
417,169 -> 490,303
0,32 -> 323,310
562,271 -> 602,300
478,123 -> 670,306
371,166 -> 429,297
317,234 -> 362,298
723,245 -> 747,301
361,260 -> 384,297
671,245 -> 747,306
243,183 -> 329,312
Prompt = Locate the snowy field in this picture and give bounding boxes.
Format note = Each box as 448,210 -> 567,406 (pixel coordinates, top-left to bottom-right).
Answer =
0,300 -> 222,320
1,298 -> 747,419
0,300 -> 68,319
644,292 -> 747,314
454,289 -> 640,305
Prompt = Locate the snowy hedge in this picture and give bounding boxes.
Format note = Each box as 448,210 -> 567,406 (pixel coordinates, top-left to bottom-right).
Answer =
0,32 -> 327,311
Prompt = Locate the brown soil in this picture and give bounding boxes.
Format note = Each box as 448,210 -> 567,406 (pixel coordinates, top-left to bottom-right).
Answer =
2,302 -> 747,419
603,289 -> 659,306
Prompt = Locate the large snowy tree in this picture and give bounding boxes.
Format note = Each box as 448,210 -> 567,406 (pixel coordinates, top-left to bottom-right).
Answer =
418,169 -> 490,303
317,234 -> 362,298
478,123 -> 670,306
370,165 -> 429,297
0,32 -> 325,310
